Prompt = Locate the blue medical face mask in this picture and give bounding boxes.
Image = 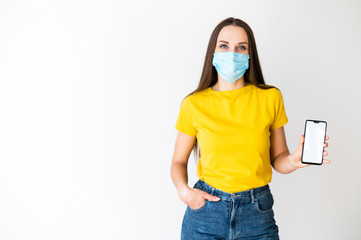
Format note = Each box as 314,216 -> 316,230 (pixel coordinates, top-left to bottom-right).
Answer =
212,52 -> 250,84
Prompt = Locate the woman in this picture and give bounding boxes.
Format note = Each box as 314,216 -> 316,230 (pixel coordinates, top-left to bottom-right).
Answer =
171,17 -> 330,239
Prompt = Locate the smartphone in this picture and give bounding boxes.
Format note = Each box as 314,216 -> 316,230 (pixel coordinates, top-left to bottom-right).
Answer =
301,119 -> 327,165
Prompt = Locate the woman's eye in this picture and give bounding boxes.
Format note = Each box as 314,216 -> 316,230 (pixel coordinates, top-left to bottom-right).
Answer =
219,44 -> 246,50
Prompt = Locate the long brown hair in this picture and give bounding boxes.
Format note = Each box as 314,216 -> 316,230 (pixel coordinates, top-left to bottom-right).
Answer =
182,17 -> 279,163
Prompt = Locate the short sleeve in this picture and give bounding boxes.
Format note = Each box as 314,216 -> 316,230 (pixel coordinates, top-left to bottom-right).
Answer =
271,89 -> 288,130
175,97 -> 197,136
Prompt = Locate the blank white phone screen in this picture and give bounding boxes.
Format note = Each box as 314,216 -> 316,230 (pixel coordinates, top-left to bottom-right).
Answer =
303,121 -> 326,164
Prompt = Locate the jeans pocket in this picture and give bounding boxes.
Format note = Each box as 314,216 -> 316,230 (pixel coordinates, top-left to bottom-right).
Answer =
255,189 -> 274,214
188,199 -> 209,212
188,180 -> 211,212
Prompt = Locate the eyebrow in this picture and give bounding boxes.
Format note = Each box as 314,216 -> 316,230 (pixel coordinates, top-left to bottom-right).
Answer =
218,40 -> 248,45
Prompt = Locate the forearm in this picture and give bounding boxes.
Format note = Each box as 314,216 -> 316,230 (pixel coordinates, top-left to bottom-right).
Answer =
171,162 -> 191,197
272,151 -> 298,174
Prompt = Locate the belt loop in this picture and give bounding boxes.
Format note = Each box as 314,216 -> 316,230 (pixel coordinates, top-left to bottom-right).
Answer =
250,189 -> 255,203
211,187 -> 215,196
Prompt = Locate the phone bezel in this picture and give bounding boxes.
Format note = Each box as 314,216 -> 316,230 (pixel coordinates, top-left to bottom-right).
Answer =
301,119 -> 328,165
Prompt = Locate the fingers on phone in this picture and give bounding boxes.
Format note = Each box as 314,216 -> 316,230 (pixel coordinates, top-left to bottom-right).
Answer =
323,159 -> 331,164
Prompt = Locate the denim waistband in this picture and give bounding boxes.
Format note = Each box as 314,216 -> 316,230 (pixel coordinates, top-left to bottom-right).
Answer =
195,179 -> 270,202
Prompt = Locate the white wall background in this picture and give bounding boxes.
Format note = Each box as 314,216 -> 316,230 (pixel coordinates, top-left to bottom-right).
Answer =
0,0 -> 360,239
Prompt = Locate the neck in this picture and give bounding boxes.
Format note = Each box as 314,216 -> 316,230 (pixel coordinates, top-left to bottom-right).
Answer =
211,77 -> 247,91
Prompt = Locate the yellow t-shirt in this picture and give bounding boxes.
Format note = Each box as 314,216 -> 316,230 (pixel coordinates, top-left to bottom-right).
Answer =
175,84 -> 288,193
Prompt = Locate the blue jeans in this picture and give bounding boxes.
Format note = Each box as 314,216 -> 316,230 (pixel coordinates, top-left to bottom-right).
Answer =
181,179 -> 279,240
